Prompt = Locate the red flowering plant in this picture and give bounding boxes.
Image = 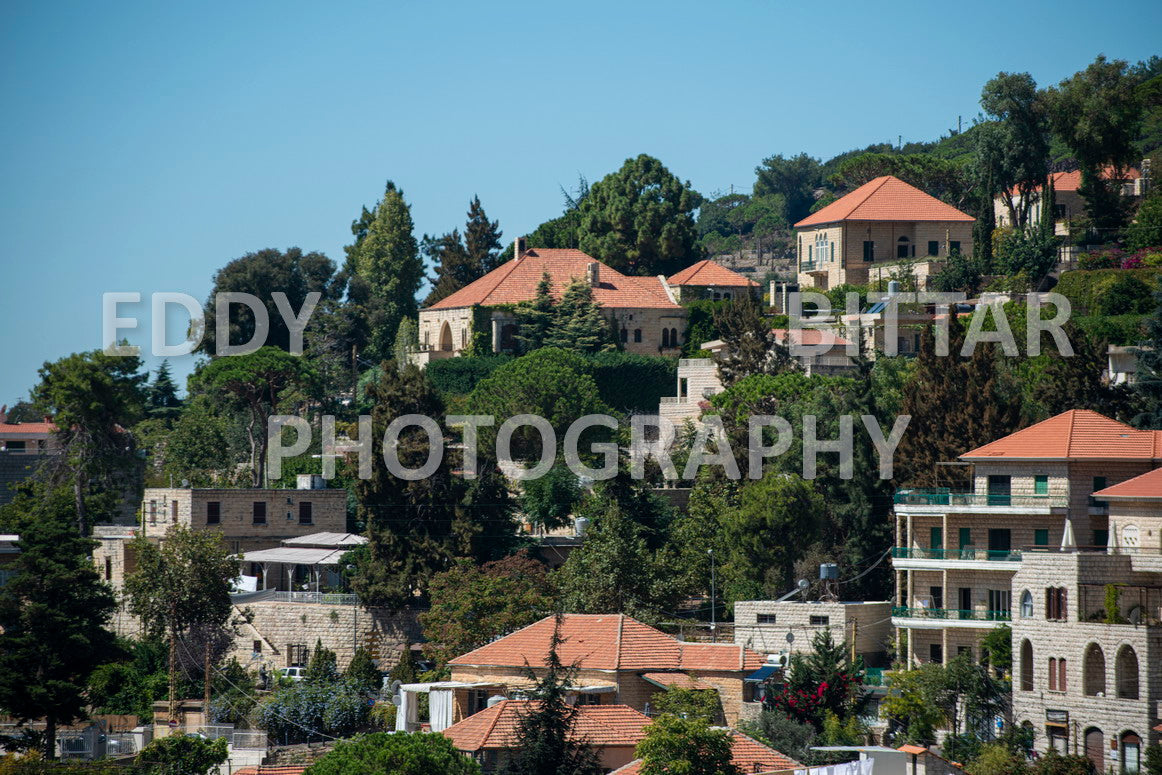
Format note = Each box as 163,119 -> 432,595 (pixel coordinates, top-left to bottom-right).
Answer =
765,630 -> 869,730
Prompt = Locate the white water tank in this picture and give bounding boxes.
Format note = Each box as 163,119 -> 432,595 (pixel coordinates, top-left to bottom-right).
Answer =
296,474 -> 326,490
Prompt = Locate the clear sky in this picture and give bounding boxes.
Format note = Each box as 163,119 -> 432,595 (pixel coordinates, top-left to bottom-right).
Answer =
1,0 -> 1160,405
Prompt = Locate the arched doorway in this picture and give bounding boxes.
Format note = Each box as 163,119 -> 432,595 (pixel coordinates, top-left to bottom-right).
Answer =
1083,643 -> 1106,696
1121,732 -> 1142,774
1084,728 -> 1104,771
439,321 -> 453,351
1116,645 -> 1140,699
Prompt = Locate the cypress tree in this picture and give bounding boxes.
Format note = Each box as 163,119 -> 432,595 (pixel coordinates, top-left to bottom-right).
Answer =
514,273 -> 555,353
544,278 -> 615,354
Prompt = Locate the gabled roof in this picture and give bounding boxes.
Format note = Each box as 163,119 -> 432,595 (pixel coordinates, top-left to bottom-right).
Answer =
795,176 -> 974,228
1011,167 -> 1141,196
667,260 -> 759,287
448,614 -> 764,672
442,700 -> 651,752
960,410 -> 1162,462
0,422 -> 55,437
427,248 -> 680,311
611,729 -> 801,774
1092,466 -> 1162,500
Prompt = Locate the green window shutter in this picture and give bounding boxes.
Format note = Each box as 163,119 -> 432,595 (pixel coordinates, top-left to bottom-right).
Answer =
1034,475 -> 1048,495
1034,529 -> 1049,546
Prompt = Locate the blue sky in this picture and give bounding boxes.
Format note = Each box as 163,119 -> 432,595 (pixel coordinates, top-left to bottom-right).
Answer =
1,0 -> 1160,405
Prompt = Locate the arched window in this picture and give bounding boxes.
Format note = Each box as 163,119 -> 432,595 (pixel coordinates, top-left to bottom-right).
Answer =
1020,590 -> 1033,618
439,322 -> 453,351
1020,640 -> 1034,691
1083,643 -> 1106,696
670,327 -> 678,345
662,329 -> 670,348
1084,728 -> 1104,771
460,328 -> 468,348
1116,646 -> 1140,699
1121,732 -> 1142,774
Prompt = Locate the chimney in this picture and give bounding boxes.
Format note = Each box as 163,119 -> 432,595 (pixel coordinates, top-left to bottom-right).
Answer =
586,262 -> 599,287
514,237 -> 526,261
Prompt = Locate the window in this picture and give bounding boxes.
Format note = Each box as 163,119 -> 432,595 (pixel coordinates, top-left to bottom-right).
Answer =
1048,657 -> 1058,691
287,644 -> 308,667
299,501 -> 313,525
1020,640 -> 1034,690
620,328 -> 628,343
1091,476 -> 1108,509
897,236 -> 911,260
987,475 -> 1011,506
930,526 -> 943,555
1034,475 -> 1049,495
862,241 -> 875,262
149,500 -> 157,526
1116,645 -> 1139,699
253,501 -> 267,525
662,329 -> 670,348
1034,529 -> 1049,546
252,640 -> 262,655
1020,590 -> 1033,618
171,500 -> 178,519
949,240 -> 961,254
1122,525 -> 1140,549
988,589 -> 1011,620
634,329 -> 642,343
670,327 -> 678,345
809,615 -> 830,626
206,501 -> 221,525
927,240 -> 939,256
104,556 -> 112,581
929,644 -> 943,664
757,613 -> 777,624
1046,587 -> 1067,620
467,689 -> 490,716
1058,658 -> 1067,691
575,693 -> 602,706
1083,643 -> 1105,696
815,233 -> 830,263
1122,733 -> 1142,774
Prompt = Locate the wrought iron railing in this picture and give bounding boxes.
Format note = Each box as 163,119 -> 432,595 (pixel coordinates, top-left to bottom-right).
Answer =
892,547 -> 1022,562
893,489 -> 1067,508
891,606 -> 1011,622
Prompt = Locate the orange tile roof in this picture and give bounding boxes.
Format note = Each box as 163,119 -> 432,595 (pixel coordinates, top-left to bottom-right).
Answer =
1092,466 -> 1162,499
442,700 -> 652,752
1011,167 -> 1141,196
0,422 -> 55,436
899,744 -> 928,755
611,730 -> 800,774
960,410 -> 1162,461
772,328 -> 853,347
795,176 -> 974,228
448,614 -> 764,672
667,260 -> 759,287
427,248 -> 680,311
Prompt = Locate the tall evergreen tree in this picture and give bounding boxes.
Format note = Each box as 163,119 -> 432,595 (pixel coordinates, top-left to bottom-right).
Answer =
500,618 -> 601,775
978,72 -> 1050,229
465,196 -> 504,275
513,273 -> 555,353
0,488 -> 116,759
712,294 -> 797,386
543,278 -> 616,354
147,361 -> 183,420
423,229 -> 473,306
1035,324 -> 1131,421
350,181 -> 423,360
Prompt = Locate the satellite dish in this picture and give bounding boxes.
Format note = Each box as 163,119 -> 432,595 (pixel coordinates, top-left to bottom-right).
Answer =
785,632 -> 795,644
797,579 -> 809,590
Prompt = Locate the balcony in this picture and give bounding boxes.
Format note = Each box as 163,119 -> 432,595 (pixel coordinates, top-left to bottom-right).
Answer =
893,489 -> 1066,514
891,546 -> 1023,571
891,606 -> 1011,630
799,261 -> 820,272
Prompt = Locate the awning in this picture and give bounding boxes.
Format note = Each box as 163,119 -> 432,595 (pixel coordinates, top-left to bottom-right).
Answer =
640,673 -> 712,691
745,664 -> 781,682
573,684 -> 617,694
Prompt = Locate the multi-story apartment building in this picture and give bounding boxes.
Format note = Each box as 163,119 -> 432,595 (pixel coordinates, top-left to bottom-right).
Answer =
140,479 -> 347,554
892,410 -> 1162,667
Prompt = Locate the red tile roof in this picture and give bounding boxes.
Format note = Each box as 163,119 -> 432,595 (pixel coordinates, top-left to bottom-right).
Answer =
448,614 -> 765,672
667,260 -> 759,287
1011,167 -> 1141,196
795,176 -> 974,228
610,730 -> 800,774
772,328 -> 853,347
0,422 -> 55,436
442,700 -> 652,752
960,410 -> 1162,461
427,248 -> 680,310
1092,466 -> 1162,499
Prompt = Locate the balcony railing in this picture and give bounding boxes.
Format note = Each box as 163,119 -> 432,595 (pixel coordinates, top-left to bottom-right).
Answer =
891,606 -> 1011,622
893,489 -> 1067,508
863,668 -> 888,687
800,261 -> 819,272
892,547 -> 1022,562
231,589 -> 359,605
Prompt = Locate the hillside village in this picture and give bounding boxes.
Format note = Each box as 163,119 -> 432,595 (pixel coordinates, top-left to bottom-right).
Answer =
3,50 -> 1162,775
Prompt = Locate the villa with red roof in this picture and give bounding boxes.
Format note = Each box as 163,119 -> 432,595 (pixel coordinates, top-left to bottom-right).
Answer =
892,409 -> 1162,669
665,259 -> 759,302
794,175 -> 974,291
993,166 -> 1144,235
415,238 -> 689,362
445,614 -> 767,727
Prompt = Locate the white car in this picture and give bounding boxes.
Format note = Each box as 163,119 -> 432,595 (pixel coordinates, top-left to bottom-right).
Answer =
280,666 -> 306,681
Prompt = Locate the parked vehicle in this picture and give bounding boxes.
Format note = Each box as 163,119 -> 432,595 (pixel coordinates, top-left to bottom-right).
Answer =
280,666 -> 305,682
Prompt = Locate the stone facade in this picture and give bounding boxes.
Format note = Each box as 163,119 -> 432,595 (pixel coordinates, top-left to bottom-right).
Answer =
733,600 -> 892,664
796,221 -> 973,291
657,357 -> 721,428
1010,552 -> 1161,767
140,487 -> 347,554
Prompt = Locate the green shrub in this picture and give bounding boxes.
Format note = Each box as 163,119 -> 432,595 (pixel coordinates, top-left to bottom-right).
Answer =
1055,269 -> 1162,315
1073,314 -> 1147,345
426,354 -> 513,395
587,351 -> 677,412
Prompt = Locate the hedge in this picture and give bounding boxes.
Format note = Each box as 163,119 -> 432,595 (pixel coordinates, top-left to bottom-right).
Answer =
426,354 -> 514,395
1055,268 -> 1161,316
1073,314 -> 1148,346
587,351 -> 677,413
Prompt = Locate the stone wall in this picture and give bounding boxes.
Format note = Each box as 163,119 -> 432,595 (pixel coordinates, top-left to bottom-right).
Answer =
796,221 -> 973,291
734,600 -> 892,662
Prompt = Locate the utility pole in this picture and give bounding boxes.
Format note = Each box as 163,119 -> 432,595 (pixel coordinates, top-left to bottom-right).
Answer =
708,549 -> 716,643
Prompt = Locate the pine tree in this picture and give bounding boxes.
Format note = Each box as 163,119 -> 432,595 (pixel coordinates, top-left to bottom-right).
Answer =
0,489 -> 117,758
423,197 -> 504,306
514,273 -> 555,353
351,181 -> 422,359
544,278 -> 615,354
712,294 -> 796,386
500,617 -> 601,775
464,196 -> 503,275
147,361 -> 183,420
306,639 -> 338,683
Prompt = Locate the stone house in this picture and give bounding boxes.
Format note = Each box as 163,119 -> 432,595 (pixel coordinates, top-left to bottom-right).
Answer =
665,259 -> 759,302
892,410 -> 1162,668
733,599 -> 891,665
441,700 -> 652,773
993,167 -> 1145,235
0,415 -> 55,507
140,482 -> 347,555
415,239 -> 687,363
1010,548 -> 1161,768
795,176 -> 974,291
446,614 -> 766,727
